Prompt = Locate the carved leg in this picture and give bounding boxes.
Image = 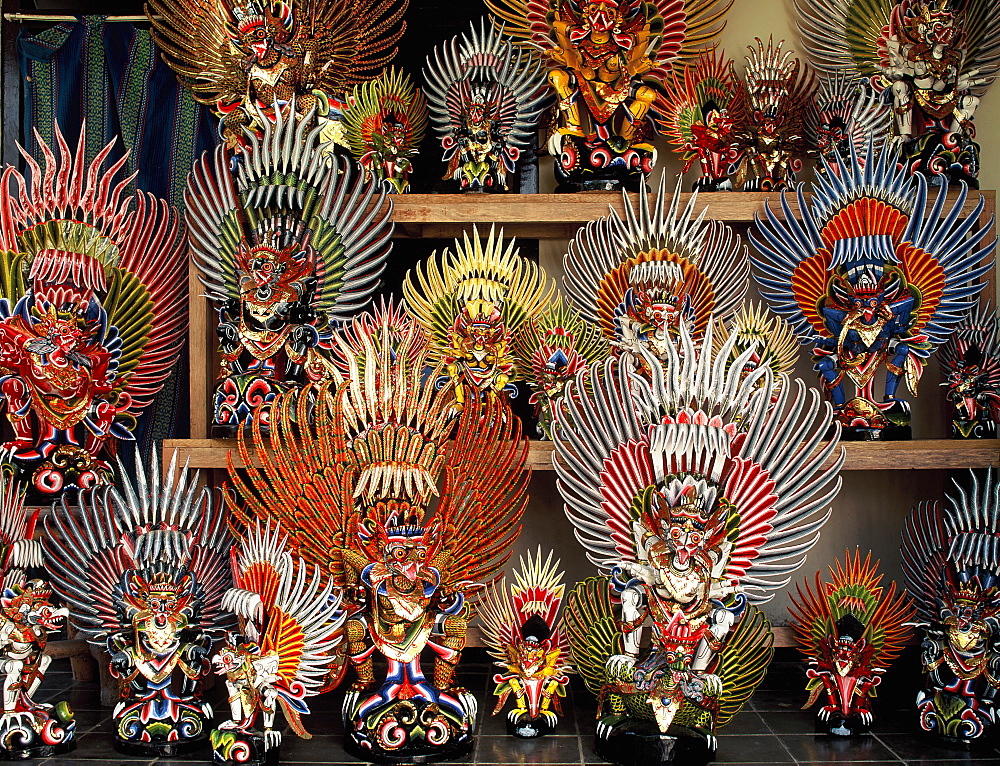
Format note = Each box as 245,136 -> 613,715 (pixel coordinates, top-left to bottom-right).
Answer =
346,618 -> 374,690
433,614 -> 467,690
548,69 -> 581,134
621,85 -> 656,143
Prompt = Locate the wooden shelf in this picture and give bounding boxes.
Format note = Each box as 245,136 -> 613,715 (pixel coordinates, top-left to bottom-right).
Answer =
163,438 -> 1000,472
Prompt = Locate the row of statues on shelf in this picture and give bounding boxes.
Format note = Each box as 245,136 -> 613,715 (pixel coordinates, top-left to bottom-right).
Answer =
7,331 -> 1000,766
0,109 -> 994,503
139,0 -> 1000,193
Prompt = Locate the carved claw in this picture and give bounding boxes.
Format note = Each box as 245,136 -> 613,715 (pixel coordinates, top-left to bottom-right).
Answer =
263,728 -> 282,751
507,707 -> 527,723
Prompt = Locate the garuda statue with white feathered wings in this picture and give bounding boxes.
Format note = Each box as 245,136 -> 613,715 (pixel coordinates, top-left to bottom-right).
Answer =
795,0 -> 1000,186
485,0 -> 732,191
146,0 -> 407,150
552,323 -> 843,764
227,318 -> 529,762
185,104 -> 393,434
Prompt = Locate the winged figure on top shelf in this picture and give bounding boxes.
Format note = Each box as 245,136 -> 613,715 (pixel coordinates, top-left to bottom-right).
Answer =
806,73 -> 892,172
654,48 -> 740,192
795,0 -> 1000,187
484,0 -> 732,191
478,547 -> 572,738
44,451 -> 233,757
750,140 -> 995,441
512,296 -> 609,440
185,102 -> 393,435
561,173 -> 748,366
342,67 -> 428,194
788,549 -> 914,737
0,125 -> 186,500
227,320 -> 529,762
422,18 -> 550,193
402,225 -> 555,410
211,521 -> 346,766
146,0 -> 407,151
553,321 -> 843,765
728,37 -> 818,191
939,302 -> 1000,439
901,470 -> 1000,745
0,463 -> 74,759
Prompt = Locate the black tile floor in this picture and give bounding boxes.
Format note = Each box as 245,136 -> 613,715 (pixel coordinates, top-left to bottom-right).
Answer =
26,648 -> 1000,765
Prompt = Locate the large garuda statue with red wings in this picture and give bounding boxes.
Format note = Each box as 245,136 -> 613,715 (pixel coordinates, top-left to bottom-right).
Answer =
901,470 -> 1000,745
0,126 -> 186,499
212,521 -> 346,766
795,0 -> 1000,186
788,549 -> 913,737
44,451 -> 233,756
751,142 -> 994,440
485,0 -> 731,191
146,0 -> 407,150
562,174 -> 748,363
185,103 -> 393,434
553,322 -> 843,764
228,320 -> 529,762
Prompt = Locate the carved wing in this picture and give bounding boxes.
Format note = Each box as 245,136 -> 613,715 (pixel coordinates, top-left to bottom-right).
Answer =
483,0 -> 555,51
713,604 -> 773,727
563,576 -> 622,697
900,499 -> 947,625
478,575 -> 520,664
794,0 -> 894,77
185,144 -> 242,304
342,67 -> 427,166
939,302 -> 1000,391
652,0 -> 733,74
962,0 -> 1000,94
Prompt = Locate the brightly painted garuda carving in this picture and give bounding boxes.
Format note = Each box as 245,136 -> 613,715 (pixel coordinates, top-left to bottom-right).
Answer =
478,547 -> 572,738
788,549 -> 913,737
485,0 -> 732,191
751,141 -> 994,440
901,470 -> 1000,745
939,303 -> 1000,439
562,174 -> 748,364
423,18 -> 549,193
402,226 -> 554,410
212,521 -> 346,766
0,465 -> 74,759
146,0 -> 407,150
807,73 -> 891,171
553,322 -> 843,764
185,103 -> 393,434
0,126 -> 186,499
227,321 -> 529,762
44,451 -> 233,757
795,0 -> 1000,186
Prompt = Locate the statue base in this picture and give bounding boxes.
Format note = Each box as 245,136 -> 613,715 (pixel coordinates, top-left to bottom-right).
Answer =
506,715 -> 556,738
815,714 -> 871,737
0,741 -> 75,760
837,397 -> 911,441
840,424 -> 911,441
593,724 -> 714,766
343,695 -> 476,764
951,419 -> 996,439
552,133 -> 653,194
211,728 -> 279,766
116,735 -> 208,757
904,131 -> 980,190
0,703 -> 77,759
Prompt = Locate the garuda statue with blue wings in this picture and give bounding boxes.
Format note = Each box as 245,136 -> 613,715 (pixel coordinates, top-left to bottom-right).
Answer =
185,103 -> 393,434
751,143 -> 994,440
795,0 -> 1000,186
553,322 -> 843,765
0,126 -> 186,499
228,317 -> 529,762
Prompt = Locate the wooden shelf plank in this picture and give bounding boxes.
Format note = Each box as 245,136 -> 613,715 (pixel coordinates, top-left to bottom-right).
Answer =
163,438 -> 1000,471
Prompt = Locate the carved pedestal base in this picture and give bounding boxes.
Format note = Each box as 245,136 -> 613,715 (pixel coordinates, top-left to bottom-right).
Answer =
593,723 -> 714,766
506,715 -> 556,738
815,714 -> 871,738
552,133 -> 653,194
0,704 -> 76,760
343,696 -> 476,764
904,131 -> 980,190
837,397 -> 911,441
116,736 -> 207,757
951,419 -> 997,439
211,728 -> 279,766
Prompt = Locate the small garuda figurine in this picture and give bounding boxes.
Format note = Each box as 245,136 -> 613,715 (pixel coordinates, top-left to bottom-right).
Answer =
512,296 -> 609,439
228,321 -> 529,762
212,521 -> 346,766
562,174 -> 748,363
751,141 -> 994,440
44,451 -> 232,756
714,301 -> 798,384
147,0 -> 408,150
0,125 -> 186,498
478,547 -> 572,738
402,225 -> 554,409
655,49 -> 740,191
901,470 -> 1000,745
423,18 -> 549,193
795,0 -> 1000,187
185,103 -> 393,434
554,322 -> 843,764
788,549 -> 913,737
0,468 -> 74,758
485,0 -> 732,191
342,67 -> 428,194
806,73 -> 891,171
939,303 -> 1000,439
729,37 -> 817,191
